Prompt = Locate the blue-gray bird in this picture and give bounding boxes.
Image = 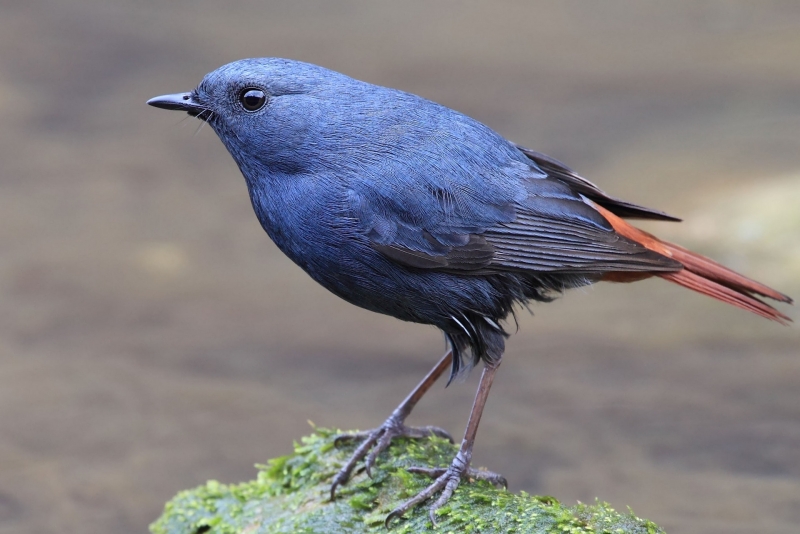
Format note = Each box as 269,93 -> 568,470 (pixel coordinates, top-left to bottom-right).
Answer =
148,58 -> 791,525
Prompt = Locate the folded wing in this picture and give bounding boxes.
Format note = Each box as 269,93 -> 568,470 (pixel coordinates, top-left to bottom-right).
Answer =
350,154 -> 681,275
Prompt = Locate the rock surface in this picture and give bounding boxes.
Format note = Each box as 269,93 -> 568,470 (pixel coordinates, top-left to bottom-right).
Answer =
150,429 -> 663,534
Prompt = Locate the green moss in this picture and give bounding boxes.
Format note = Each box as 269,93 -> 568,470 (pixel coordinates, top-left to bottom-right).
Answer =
150,429 -> 665,534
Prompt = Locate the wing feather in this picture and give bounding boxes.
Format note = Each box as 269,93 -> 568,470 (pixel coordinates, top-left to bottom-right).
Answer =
515,145 -> 682,222
348,146 -> 682,275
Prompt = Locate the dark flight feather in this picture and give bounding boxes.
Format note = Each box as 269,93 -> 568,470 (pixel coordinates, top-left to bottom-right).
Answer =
515,145 -> 682,222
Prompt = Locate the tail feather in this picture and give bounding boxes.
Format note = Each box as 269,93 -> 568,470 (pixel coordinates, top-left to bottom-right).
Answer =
661,270 -> 791,325
664,242 -> 792,304
590,202 -> 793,324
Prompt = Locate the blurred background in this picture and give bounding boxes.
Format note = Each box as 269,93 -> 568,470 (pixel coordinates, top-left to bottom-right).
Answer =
1,1 -> 799,533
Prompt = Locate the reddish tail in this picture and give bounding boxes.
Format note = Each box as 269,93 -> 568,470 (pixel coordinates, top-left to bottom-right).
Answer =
592,203 -> 793,324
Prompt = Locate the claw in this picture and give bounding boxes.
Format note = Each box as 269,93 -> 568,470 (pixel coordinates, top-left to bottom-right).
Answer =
331,351 -> 455,502
330,421 -> 452,499
406,466 -> 446,477
386,454 -> 507,527
385,466 -> 453,527
364,429 -> 393,477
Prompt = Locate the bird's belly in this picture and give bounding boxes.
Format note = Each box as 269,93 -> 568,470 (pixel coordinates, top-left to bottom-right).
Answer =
295,243 -> 512,328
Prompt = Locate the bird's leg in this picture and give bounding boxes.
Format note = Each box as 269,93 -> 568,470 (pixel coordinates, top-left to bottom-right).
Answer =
386,361 -> 506,527
330,350 -> 454,499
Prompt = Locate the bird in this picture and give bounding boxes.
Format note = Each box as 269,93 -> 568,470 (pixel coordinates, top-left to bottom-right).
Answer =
147,58 -> 792,525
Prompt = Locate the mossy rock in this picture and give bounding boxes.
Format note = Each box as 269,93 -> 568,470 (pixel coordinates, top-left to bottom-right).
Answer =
150,428 -> 664,533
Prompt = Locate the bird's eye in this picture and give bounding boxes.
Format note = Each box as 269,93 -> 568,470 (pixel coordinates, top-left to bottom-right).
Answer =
239,88 -> 267,112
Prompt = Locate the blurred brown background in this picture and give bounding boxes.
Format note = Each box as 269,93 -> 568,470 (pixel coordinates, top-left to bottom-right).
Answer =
1,1 -> 799,533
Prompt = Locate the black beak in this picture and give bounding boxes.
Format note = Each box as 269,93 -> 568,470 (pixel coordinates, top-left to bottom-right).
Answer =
147,92 -> 207,117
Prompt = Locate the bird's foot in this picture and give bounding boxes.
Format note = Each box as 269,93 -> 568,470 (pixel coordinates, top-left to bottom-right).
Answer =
330,418 -> 453,499
385,451 -> 507,527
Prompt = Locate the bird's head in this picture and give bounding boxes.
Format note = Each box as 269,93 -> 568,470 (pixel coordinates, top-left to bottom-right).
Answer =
148,58 -> 359,176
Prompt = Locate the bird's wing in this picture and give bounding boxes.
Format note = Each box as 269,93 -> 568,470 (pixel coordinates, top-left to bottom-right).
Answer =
515,145 -> 682,222
348,160 -> 681,275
